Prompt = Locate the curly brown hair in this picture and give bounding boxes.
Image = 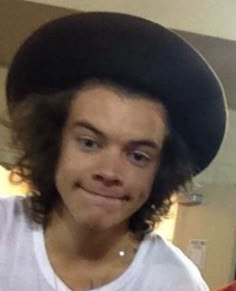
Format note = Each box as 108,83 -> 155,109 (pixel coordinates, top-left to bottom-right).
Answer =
8,79 -> 194,240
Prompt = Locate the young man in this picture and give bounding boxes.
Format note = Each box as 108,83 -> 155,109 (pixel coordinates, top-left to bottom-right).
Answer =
1,12 -> 226,290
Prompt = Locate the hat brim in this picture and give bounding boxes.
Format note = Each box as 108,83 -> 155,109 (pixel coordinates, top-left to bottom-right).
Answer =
6,12 -> 227,175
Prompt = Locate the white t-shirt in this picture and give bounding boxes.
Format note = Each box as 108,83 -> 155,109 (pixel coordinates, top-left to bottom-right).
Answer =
0,196 -> 209,291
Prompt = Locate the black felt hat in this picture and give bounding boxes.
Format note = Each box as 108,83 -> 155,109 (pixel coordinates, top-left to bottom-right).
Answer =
6,12 -> 227,175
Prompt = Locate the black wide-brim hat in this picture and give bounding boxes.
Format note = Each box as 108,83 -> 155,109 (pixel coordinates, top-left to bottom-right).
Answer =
6,12 -> 227,175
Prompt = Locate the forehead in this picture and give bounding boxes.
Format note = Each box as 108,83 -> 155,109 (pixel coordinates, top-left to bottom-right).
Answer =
67,84 -> 168,143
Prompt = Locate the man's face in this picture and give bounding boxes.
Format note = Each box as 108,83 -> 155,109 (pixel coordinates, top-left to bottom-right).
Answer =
55,84 -> 167,231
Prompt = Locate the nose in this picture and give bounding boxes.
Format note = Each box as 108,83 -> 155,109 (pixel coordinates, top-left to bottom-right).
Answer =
91,151 -> 123,187
92,171 -> 122,187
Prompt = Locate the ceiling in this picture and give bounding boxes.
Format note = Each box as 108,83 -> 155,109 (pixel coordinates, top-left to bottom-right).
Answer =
0,0 -> 236,109
25,0 -> 236,41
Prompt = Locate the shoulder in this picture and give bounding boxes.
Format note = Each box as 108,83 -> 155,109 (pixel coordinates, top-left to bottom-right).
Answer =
142,234 -> 209,290
0,195 -> 27,218
145,234 -> 198,270
0,196 -> 33,235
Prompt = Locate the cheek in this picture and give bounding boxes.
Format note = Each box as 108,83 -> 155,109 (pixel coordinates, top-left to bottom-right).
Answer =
55,144 -> 96,196
56,138 -> 84,176
55,145 -> 81,194
55,162 -> 71,196
130,167 -> 157,203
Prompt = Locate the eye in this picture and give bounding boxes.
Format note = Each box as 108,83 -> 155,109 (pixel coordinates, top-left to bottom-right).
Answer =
78,137 -> 99,151
129,151 -> 150,167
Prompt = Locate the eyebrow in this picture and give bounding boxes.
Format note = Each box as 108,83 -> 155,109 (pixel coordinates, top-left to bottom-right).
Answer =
73,120 -> 160,150
72,121 -> 106,138
127,140 -> 160,151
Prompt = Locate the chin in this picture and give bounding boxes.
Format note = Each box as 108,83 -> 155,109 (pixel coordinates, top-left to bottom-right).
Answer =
83,220 -> 118,233
75,211 -> 126,233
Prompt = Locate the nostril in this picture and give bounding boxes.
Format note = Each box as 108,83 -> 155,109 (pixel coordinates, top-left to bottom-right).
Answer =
92,173 -> 122,187
93,173 -> 104,182
93,174 -> 100,179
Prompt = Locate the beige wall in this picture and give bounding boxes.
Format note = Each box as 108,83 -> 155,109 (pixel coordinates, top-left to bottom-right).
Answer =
0,67 -> 10,159
0,66 -> 19,165
0,67 -> 7,107
173,184 -> 236,290
173,110 -> 236,290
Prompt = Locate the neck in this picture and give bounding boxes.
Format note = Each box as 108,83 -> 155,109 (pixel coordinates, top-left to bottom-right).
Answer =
44,206 -> 139,264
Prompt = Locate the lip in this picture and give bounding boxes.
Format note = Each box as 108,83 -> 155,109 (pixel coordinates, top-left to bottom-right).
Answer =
80,187 -> 127,208
82,187 -> 126,201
